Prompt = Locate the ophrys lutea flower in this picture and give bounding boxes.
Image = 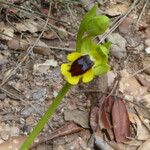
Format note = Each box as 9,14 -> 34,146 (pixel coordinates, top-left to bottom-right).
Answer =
61,44 -> 110,85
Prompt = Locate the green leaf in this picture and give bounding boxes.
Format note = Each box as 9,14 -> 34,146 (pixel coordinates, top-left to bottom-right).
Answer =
99,45 -> 109,56
94,64 -> 110,76
80,36 -> 96,54
84,15 -> 110,36
102,41 -> 112,50
76,5 -> 98,51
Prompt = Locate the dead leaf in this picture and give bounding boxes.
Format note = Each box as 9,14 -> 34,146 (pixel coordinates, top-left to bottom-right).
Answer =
64,109 -> 89,128
0,54 -> 8,65
8,38 -> 50,55
90,106 -> 99,132
0,136 -> 26,150
138,138 -> 150,150
0,22 -> 14,40
112,99 -> 130,142
99,97 -> 114,130
105,4 -> 129,16
42,31 -> 57,40
135,74 -> 150,89
94,133 -> 114,150
2,84 -> 26,101
133,114 -> 150,140
119,70 -> 147,102
32,122 -> 83,149
33,59 -> 58,75
14,19 -> 42,33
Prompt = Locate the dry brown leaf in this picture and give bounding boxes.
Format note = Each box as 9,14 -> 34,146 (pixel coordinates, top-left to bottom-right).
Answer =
105,4 -> 129,16
0,136 -> 26,150
90,106 -> 99,132
119,70 -> 147,102
64,109 -> 89,128
14,19 -> 42,33
133,115 -> 150,140
138,138 -> 150,150
32,122 -> 83,149
33,59 -> 58,75
0,22 -> 14,40
99,97 -> 114,130
112,99 -> 130,142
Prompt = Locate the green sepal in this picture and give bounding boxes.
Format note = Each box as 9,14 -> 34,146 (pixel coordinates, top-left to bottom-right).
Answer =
80,36 -> 96,54
94,64 -> 110,76
84,15 -> 110,36
102,41 -> 112,50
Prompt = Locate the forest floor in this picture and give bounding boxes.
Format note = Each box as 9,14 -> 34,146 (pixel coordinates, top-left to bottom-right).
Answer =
0,0 -> 150,150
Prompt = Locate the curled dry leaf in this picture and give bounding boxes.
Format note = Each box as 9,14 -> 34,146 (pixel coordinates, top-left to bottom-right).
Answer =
0,22 -> 14,40
112,99 -> 130,142
105,3 -> 129,16
99,97 -> 114,130
90,106 -> 99,132
32,122 -> 83,149
138,138 -> 150,150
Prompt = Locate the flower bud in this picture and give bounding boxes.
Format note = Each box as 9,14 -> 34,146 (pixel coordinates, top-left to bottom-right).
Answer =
84,15 -> 110,36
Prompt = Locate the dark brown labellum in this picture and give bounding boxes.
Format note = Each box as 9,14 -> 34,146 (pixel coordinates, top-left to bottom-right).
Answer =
70,55 -> 94,76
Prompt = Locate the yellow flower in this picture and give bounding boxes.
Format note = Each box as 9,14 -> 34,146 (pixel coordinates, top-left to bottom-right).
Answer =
61,52 -> 95,85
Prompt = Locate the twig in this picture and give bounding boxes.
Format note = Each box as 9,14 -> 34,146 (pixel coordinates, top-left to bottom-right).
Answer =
0,1 -> 69,25
0,2 -> 51,87
98,0 -> 140,44
136,0 -> 149,26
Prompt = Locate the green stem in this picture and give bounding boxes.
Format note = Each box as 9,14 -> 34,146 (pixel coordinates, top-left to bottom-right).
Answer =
20,82 -> 72,150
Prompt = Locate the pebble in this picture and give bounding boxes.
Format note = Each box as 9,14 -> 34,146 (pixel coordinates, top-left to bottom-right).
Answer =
145,39 -> 150,47
145,47 -> 150,54
0,54 -> 8,65
32,89 -> 46,100
21,106 -> 34,117
107,33 -> 127,59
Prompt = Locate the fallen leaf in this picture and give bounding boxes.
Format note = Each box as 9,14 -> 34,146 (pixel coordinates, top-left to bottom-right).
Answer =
138,138 -> 150,150
94,133 -> 114,150
0,136 -> 26,150
112,99 -> 130,142
133,114 -> 150,140
32,122 -> 83,149
99,97 -> 114,130
14,19 -> 42,33
135,74 -> 150,89
0,54 -> 8,65
0,22 -> 14,40
33,59 -> 58,75
119,69 -> 147,102
2,84 -> 26,101
90,106 -> 99,132
8,38 -> 50,55
105,3 -> 129,16
64,109 -> 89,128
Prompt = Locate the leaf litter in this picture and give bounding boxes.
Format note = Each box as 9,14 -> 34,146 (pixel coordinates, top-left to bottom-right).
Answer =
0,0 -> 150,150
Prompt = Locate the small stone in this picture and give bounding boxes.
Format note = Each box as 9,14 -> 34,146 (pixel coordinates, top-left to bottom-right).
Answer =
107,71 -> 117,87
0,54 -> 8,65
145,39 -> 150,47
21,107 -> 34,117
32,89 -> 46,100
0,131 -> 9,140
0,93 -> 6,100
10,126 -> 19,136
145,47 -> 150,54
142,57 -> 150,75
107,33 -> 127,59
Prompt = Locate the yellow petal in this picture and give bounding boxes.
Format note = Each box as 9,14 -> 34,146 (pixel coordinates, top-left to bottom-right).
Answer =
66,75 -> 80,85
82,69 -> 94,83
61,63 -> 70,76
67,52 -> 81,62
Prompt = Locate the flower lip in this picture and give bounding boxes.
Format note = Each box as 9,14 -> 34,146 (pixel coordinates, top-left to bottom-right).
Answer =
69,55 -> 94,76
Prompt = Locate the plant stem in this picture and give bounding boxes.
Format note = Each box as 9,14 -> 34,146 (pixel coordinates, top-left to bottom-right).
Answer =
20,82 -> 72,150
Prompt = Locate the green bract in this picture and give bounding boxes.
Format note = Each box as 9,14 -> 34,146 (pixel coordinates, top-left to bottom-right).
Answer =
75,4 -> 111,77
